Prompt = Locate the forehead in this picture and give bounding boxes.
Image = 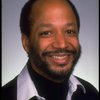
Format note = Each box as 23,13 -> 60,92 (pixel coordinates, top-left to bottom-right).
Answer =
33,0 -> 69,7
32,0 -> 69,7
30,0 -> 75,19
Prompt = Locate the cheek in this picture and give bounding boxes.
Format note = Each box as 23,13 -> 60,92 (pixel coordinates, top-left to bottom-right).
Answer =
29,32 -> 53,55
36,38 -> 53,53
68,37 -> 80,49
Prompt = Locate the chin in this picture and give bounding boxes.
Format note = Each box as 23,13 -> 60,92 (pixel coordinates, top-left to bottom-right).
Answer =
42,63 -> 74,82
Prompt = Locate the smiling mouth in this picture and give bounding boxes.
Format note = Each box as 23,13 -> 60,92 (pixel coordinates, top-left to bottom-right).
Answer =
46,53 -> 73,65
53,55 -> 67,59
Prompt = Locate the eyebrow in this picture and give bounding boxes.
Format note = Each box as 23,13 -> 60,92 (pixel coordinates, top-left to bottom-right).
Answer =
65,23 -> 77,27
36,22 -> 77,30
37,24 -> 53,29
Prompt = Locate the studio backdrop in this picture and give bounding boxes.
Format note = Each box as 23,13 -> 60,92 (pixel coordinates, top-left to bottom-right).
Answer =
2,0 -> 99,91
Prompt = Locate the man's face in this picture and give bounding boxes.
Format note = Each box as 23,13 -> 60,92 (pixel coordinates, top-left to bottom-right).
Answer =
23,0 -> 81,82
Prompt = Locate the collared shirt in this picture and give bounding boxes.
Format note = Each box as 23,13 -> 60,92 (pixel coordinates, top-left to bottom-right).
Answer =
17,64 -> 86,100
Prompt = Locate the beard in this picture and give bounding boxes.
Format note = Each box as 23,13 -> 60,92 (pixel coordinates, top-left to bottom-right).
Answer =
28,45 -> 81,82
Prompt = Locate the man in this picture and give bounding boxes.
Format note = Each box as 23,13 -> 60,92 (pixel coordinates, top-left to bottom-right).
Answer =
2,0 -> 99,100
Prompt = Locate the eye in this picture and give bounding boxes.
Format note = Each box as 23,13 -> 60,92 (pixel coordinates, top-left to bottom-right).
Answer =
66,29 -> 77,36
39,31 -> 52,37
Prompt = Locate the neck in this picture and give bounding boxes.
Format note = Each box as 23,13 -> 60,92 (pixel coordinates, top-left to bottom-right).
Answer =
28,62 -> 69,100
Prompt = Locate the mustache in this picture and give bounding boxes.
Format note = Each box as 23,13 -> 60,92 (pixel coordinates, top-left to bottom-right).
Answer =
42,48 -> 77,56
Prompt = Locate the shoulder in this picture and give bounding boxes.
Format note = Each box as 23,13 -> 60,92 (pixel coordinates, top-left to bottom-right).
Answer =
75,76 -> 99,100
76,76 -> 98,93
2,77 -> 17,100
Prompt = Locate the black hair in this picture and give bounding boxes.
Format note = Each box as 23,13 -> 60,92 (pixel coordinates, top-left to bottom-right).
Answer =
20,0 -> 80,37
67,0 -> 80,32
20,0 -> 36,37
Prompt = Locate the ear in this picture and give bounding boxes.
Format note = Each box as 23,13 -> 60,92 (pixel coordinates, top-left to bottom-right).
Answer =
21,33 -> 30,53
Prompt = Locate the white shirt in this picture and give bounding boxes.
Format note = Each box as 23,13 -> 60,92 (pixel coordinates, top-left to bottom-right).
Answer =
17,65 -> 86,100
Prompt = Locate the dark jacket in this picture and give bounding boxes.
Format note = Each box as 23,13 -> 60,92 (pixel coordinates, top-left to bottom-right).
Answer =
2,76 -> 99,100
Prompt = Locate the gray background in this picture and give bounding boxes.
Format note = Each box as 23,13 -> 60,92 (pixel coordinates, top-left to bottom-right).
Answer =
2,0 -> 99,90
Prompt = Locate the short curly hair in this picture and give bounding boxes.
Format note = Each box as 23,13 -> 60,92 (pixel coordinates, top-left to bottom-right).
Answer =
20,0 -> 80,37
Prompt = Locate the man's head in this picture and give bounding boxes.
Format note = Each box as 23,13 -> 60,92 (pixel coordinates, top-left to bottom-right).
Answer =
20,0 -> 80,37
21,0 -> 81,83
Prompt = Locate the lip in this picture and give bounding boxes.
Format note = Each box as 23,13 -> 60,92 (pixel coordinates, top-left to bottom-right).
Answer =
46,53 -> 72,65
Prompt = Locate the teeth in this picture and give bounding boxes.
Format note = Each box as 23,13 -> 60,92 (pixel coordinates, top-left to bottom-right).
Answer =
53,56 -> 66,60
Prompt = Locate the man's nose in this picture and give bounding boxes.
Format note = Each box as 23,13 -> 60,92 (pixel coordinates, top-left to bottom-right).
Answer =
53,33 -> 68,49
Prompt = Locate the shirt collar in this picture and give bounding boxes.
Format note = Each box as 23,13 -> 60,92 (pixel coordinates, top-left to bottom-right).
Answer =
17,65 -> 45,100
69,75 -> 86,94
17,64 -> 86,100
